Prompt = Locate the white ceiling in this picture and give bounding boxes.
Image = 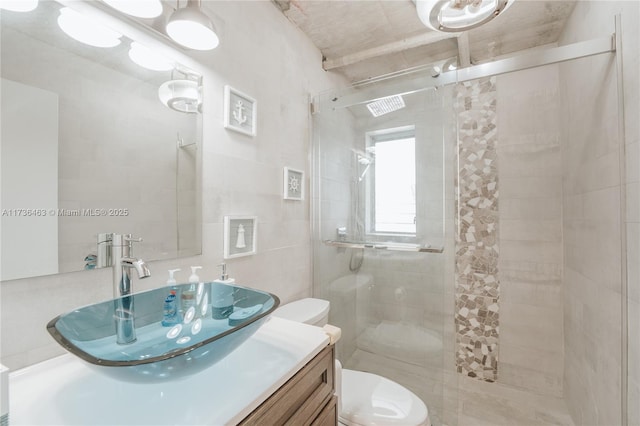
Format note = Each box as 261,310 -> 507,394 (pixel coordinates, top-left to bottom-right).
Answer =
273,0 -> 577,82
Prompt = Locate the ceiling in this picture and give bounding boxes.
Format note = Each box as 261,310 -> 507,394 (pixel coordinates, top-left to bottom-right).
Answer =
272,0 -> 577,82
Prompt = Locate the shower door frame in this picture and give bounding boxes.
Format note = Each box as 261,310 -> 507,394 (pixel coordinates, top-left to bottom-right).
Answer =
312,34 -> 615,114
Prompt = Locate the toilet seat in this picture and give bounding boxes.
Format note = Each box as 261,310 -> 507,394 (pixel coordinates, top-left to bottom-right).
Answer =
339,369 -> 430,426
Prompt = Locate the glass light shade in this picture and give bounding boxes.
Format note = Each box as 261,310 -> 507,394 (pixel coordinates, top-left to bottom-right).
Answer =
128,42 -> 174,71
0,0 -> 38,12
416,0 -> 513,32
166,6 -> 219,50
57,7 -> 122,48
158,79 -> 201,113
103,0 -> 162,19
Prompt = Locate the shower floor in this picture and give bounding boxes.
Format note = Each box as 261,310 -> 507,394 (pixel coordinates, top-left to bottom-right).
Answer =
356,321 -> 442,367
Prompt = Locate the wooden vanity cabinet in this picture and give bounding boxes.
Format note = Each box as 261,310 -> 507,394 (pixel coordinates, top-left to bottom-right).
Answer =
239,344 -> 336,426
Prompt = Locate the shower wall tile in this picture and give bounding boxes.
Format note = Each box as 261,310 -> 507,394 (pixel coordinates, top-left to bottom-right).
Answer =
455,294 -> 499,381
558,1 -> 637,422
500,240 -> 563,264
454,76 -> 500,382
495,64 -> 564,397
500,219 -> 561,242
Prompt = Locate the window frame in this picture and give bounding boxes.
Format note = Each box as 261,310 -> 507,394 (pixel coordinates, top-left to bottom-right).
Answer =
364,125 -> 417,240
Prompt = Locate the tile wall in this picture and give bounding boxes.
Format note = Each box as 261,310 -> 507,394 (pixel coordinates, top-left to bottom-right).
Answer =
495,65 -> 564,397
558,1 -> 639,424
454,77 -> 500,382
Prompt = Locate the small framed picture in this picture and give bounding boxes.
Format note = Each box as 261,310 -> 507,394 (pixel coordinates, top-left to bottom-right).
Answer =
223,85 -> 257,137
283,167 -> 304,200
224,216 -> 257,259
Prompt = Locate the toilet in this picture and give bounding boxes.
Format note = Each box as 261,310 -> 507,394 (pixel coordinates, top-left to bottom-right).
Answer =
273,298 -> 430,426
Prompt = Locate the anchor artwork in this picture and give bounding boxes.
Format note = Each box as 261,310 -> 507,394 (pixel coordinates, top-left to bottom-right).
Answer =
232,100 -> 247,125
224,85 -> 257,136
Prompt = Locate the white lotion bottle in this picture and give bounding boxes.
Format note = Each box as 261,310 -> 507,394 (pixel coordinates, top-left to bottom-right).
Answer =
211,263 -> 235,319
181,266 -> 201,323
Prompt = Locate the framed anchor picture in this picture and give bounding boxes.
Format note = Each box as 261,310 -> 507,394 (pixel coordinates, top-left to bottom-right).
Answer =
223,85 -> 257,137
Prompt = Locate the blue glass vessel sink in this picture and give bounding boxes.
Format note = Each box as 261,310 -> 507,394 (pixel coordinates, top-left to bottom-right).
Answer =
47,282 -> 279,382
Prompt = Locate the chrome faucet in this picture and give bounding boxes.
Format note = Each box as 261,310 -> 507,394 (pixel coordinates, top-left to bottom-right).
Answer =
109,233 -> 151,344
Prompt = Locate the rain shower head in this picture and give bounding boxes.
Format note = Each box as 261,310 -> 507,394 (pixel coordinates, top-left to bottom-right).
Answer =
366,95 -> 405,117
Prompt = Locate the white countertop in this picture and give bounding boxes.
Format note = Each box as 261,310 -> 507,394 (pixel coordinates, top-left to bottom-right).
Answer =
9,316 -> 329,425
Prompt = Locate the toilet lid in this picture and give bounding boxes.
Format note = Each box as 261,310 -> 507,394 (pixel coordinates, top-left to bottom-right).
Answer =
272,298 -> 329,325
339,369 -> 429,426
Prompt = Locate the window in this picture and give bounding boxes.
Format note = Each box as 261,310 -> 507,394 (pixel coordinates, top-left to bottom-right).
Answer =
365,126 -> 416,236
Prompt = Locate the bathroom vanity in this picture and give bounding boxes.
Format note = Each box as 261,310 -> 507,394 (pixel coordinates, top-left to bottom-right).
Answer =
9,317 -> 336,425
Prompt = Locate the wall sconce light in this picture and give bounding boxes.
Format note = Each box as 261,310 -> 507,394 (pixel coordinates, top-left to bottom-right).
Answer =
57,7 -> 122,48
0,0 -> 38,12
416,0 -> 514,32
102,0 -> 163,19
166,0 -> 219,51
158,70 -> 202,113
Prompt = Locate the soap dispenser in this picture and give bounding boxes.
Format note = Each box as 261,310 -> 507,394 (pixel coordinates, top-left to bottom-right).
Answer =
211,263 -> 235,319
181,266 -> 201,322
162,269 -> 181,326
167,268 -> 181,287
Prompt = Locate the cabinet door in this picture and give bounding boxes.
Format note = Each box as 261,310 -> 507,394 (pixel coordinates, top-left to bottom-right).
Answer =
240,344 -> 335,426
311,396 -> 337,426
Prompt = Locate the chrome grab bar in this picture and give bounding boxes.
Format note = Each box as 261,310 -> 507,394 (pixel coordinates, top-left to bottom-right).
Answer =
322,239 -> 444,253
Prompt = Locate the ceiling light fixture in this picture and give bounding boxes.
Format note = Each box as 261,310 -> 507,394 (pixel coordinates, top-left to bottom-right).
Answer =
102,0 -> 163,19
416,0 -> 514,32
166,0 -> 219,51
57,7 -> 122,48
129,42 -> 174,71
0,0 -> 38,12
158,77 -> 202,114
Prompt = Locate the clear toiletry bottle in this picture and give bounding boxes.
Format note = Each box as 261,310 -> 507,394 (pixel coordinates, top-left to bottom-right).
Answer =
162,269 -> 181,326
211,263 -> 235,319
181,266 -> 201,322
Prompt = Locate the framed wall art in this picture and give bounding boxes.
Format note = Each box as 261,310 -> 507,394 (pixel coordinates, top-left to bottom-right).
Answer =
223,85 -> 257,137
223,215 -> 257,259
283,167 -> 304,200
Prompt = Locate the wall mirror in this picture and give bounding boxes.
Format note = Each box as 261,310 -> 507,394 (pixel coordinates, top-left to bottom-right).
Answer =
0,0 -> 202,281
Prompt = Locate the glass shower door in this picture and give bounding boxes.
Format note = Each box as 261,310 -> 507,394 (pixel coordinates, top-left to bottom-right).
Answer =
312,75 -> 457,426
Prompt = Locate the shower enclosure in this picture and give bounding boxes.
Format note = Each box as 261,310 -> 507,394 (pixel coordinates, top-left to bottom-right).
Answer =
311,16 -> 630,425
312,73 -> 457,426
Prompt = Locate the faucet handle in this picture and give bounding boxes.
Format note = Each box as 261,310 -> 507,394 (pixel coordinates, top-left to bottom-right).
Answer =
124,236 -> 143,243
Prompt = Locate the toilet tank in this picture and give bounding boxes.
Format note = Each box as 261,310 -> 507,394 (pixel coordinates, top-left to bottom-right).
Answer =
272,298 -> 330,327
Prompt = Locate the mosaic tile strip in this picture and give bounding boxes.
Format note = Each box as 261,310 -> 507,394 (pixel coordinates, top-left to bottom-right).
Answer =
454,77 -> 500,382
455,294 -> 499,381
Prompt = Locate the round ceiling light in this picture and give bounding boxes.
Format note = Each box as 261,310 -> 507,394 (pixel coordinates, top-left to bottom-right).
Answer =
102,0 -> 163,19
158,79 -> 201,113
57,7 -> 122,48
129,42 -> 174,71
416,0 -> 514,32
166,1 -> 219,51
0,0 -> 38,12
